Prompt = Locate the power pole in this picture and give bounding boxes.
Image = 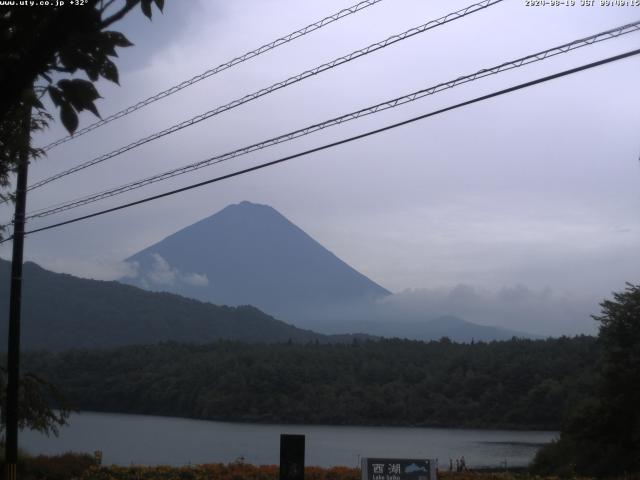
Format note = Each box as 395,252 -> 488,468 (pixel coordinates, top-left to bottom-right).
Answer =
4,109 -> 30,480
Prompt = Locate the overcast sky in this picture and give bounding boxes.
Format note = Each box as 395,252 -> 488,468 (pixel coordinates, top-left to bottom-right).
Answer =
1,0 -> 639,335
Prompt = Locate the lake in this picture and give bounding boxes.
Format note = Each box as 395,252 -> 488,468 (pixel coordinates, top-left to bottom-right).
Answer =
20,412 -> 557,468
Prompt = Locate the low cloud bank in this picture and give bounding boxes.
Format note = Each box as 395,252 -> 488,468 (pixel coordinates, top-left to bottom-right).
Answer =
41,256 -> 605,338
304,284 -> 603,338
375,284 -> 601,337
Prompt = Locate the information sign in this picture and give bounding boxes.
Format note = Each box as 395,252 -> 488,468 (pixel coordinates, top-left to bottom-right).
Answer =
361,458 -> 436,480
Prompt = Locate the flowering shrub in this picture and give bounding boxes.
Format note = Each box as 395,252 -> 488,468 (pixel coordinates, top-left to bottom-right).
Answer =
79,463 -> 361,480
13,452 -> 96,480
51,461 -> 640,480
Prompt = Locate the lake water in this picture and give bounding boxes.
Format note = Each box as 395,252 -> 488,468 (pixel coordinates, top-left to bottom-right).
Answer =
20,412 -> 557,469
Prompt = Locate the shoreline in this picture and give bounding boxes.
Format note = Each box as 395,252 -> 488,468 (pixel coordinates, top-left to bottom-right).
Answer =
64,409 -> 562,433
22,411 -> 554,469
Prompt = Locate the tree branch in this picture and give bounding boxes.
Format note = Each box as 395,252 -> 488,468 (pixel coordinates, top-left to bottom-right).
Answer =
101,1 -> 139,28
100,0 -> 118,14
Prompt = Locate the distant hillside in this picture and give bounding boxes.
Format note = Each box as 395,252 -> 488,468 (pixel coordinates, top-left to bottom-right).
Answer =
0,259 -> 362,351
122,201 -> 390,322
319,315 -> 537,342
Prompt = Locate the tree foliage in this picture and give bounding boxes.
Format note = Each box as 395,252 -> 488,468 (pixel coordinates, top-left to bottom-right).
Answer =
0,0 -> 164,205
0,365 -> 71,438
532,283 -> 640,476
0,0 -> 164,436
23,336 -> 598,430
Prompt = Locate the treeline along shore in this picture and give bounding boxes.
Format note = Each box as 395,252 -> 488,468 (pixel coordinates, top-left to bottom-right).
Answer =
23,336 -> 597,430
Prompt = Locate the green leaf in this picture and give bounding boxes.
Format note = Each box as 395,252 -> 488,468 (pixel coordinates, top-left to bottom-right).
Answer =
57,79 -> 101,116
100,59 -> 119,85
58,47 -> 81,73
85,65 -> 100,82
99,39 -> 117,58
71,79 -> 101,103
32,97 -> 44,110
48,86 -> 64,107
60,102 -> 78,135
86,100 -> 100,118
103,31 -> 134,48
153,0 -> 164,11
141,0 -> 152,19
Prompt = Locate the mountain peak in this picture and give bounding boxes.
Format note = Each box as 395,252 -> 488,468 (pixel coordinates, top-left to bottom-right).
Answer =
226,200 -> 274,212
237,200 -> 266,208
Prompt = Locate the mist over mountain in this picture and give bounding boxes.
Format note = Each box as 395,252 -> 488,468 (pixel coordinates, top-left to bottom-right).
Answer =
0,257 -> 532,348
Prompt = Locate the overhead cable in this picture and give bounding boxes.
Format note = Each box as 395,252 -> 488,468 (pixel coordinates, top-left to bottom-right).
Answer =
24,20 -> 640,220
3,47 -> 636,243
26,0 -> 503,192
39,0 -> 385,152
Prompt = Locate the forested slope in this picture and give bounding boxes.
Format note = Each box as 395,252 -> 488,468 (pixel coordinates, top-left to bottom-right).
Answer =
0,259 -> 359,350
24,336 -> 598,430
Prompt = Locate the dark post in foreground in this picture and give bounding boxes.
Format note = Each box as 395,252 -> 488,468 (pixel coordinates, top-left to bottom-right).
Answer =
4,119 -> 30,480
280,434 -> 305,480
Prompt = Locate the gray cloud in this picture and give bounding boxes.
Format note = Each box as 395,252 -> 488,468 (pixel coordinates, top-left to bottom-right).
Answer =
130,253 -> 209,289
146,253 -> 179,286
376,284 -> 601,337
182,272 -> 210,287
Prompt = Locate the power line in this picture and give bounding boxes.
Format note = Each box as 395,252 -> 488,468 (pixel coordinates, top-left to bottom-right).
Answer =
40,0 -> 385,152
26,0 -> 503,193
23,20 -> 640,221
4,48 -> 637,244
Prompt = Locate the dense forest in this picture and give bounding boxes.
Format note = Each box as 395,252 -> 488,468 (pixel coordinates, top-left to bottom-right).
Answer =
23,336 -> 597,430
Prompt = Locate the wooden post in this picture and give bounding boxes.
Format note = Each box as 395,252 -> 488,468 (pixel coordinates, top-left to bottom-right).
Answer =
280,434 -> 305,480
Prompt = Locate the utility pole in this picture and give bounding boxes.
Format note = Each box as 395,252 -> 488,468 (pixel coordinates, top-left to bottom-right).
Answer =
4,108 -> 30,480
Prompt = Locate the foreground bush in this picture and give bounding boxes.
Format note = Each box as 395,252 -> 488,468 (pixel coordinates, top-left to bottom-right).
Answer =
77,467 -> 619,480
531,284 -> 640,477
13,459 -> 640,480
79,463 -> 359,480
0,452 -> 97,480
